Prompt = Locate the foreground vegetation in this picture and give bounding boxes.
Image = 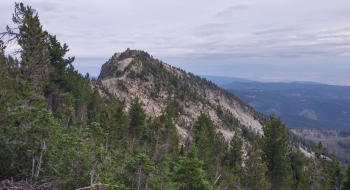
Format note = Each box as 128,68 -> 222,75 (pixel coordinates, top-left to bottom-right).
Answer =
1,3 -> 350,189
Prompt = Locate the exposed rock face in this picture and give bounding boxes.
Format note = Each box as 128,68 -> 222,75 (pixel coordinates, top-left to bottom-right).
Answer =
99,49 -> 140,80
96,49 -> 266,142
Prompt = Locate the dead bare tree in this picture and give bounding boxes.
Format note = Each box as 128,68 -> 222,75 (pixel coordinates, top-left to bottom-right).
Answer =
75,183 -> 125,190
0,179 -> 60,190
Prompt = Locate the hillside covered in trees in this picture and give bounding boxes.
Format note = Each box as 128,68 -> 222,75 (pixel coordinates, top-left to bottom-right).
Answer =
221,81 -> 350,132
1,3 -> 350,190
206,79 -> 350,164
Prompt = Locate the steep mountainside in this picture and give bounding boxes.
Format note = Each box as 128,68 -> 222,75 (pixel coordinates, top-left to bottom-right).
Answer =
96,49 -> 266,141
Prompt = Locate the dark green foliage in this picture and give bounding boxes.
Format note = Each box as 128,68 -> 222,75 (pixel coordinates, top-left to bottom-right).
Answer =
146,99 -> 181,161
327,154 -> 342,189
215,105 -> 240,130
129,97 -> 146,137
241,125 -> 259,142
46,34 -> 75,112
117,79 -> 128,92
241,143 -> 270,190
0,3 -> 97,188
0,49 -> 20,124
172,146 -> 213,190
11,3 -> 50,108
194,114 -> 227,182
343,163 -> 350,189
309,141 -> 331,190
88,89 -> 102,123
151,155 -> 175,190
289,149 -> 309,190
1,108 -> 61,179
125,153 -> 154,189
100,98 -> 127,150
260,115 -> 293,190
227,133 -> 243,174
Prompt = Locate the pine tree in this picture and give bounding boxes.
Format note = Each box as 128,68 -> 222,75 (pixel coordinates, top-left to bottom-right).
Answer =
195,113 -> 226,183
152,155 -> 175,190
227,133 -> 243,174
309,142 -> 330,190
327,154 -> 342,189
172,146 -> 213,190
0,40 -> 9,120
0,40 -> 13,178
343,163 -> 350,190
8,3 -> 50,107
100,98 -> 126,151
162,99 -> 180,158
129,97 -> 146,137
241,143 -> 270,190
1,108 -> 67,180
289,149 -> 309,190
46,34 -> 75,112
125,153 -> 154,190
260,115 -> 293,190
87,89 -> 102,124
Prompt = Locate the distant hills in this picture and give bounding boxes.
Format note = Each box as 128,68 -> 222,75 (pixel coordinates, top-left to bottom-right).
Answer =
200,75 -> 253,85
205,76 -> 350,131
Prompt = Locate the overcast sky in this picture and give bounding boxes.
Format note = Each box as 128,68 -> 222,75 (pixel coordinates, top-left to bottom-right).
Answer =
1,0 -> 350,85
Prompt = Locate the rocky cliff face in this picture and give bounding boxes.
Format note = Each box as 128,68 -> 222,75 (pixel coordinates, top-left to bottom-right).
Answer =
96,49 -> 266,143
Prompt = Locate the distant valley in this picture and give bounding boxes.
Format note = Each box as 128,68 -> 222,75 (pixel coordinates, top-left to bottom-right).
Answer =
202,75 -> 350,132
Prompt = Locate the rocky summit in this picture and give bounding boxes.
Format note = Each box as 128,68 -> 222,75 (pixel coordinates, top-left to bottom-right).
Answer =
95,49 -> 266,143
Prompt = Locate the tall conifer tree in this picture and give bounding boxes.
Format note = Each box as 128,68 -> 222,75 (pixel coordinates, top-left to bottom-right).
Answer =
260,115 -> 293,190
241,143 -> 270,190
129,97 -> 146,137
172,146 -> 213,190
10,3 -> 50,107
227,133 -> 243,174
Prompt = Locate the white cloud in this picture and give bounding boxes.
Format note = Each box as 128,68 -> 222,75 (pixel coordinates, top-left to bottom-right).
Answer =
214,2 -> 251,18
1,0 -> 350,84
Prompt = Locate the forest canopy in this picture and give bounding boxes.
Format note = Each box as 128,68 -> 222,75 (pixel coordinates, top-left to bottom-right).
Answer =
0,3 -> 350,190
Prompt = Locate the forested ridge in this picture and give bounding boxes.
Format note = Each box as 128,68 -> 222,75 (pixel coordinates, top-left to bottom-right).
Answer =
222,81 -> 350,132
1,3 -> 350,190
220,81 -> 350,164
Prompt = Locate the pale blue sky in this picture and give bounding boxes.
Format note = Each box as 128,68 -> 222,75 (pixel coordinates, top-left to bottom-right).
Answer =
1,0 -> 350,85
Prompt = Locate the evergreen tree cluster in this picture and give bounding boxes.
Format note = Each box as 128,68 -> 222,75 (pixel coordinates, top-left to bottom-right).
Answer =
1,3 -> 350,190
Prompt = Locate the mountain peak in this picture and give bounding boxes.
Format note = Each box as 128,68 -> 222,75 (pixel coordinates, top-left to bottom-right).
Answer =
95,49 -> 266,143
98,49 -> 154,80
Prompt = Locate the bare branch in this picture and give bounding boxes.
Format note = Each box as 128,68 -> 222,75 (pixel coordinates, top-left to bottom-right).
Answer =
233,185 -> 243,190
75,183 -> 125,190
0,179 -> 60,190
214,174 -> 221,185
